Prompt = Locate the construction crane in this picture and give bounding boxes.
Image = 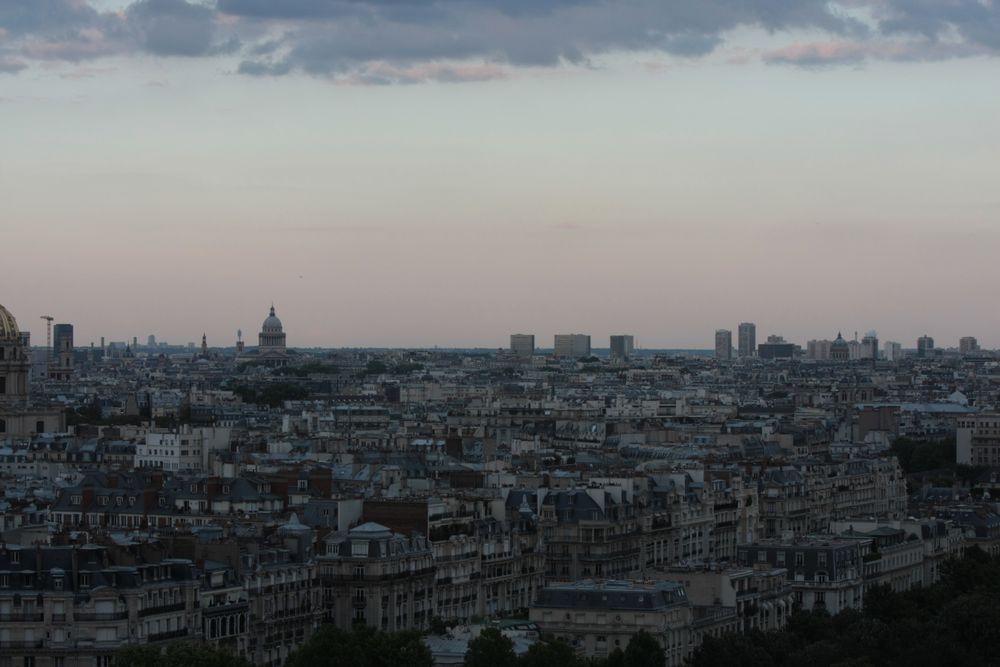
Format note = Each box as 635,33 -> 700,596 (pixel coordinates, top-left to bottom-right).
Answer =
40,315 -> 53,377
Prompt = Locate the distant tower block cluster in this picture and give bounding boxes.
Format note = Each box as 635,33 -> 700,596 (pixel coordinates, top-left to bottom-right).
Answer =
553,334 -> 591,358
917,335 -> 935,358
609,335 -> 634,360
510,334 -> 535,358
714,330 -> 732,360
738,322 -> 756,358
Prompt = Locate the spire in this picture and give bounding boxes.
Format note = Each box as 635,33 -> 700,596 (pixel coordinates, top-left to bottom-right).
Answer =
270,303 -> 275,316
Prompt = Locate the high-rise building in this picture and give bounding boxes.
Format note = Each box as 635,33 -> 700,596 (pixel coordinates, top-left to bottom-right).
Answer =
714,330 -> 732,360
553,334 -> 591,359
510,334 -> 535,358
917,335 -> 935,358
147,334 -> 157,348
959,337 -> 979,355
52,323 -> 74,380
883,341 -> 902,362
738,323 -> 756,358
806,339 -> 832,360
758,335 -> 795,359
609,335 -> 634,360
861,332 -> 879,360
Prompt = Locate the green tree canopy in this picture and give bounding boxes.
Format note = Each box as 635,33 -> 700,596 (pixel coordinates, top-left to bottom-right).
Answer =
115,642 -> 252,667
285,625 -> 432,667
465,627 -> 517,667
622,630 -> 664,667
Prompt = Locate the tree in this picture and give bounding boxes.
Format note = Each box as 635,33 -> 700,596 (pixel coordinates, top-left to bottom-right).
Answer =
622,630 -> 664,667
115,642 -> 252,667
285,625 -> 432,667
465,627 -> 517,667
518,639 -> 579,667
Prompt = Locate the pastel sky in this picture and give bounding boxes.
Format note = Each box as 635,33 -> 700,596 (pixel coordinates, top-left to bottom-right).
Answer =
3,1 -> 1000,349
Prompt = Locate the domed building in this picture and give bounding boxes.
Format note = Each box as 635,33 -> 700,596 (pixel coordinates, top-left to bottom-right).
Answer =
830,332 -> 850,361
238,304 -> 290,366
0,302 -> 65,437
259,305 -> 287,353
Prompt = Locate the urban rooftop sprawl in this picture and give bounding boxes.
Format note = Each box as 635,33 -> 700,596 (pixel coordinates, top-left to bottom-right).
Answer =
2,300 -> 999,666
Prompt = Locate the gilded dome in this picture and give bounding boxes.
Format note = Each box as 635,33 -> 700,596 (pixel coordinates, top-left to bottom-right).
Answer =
0,304 -> 20,341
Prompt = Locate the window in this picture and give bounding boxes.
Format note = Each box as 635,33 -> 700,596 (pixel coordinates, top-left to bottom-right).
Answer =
10,551 -> 20,565
776,551 -> 786,566
80,573 -> 91,588
795,552 -> 805,567
817,552 -> 827,567
0,575 -> 9,588
757,551 -> 768,563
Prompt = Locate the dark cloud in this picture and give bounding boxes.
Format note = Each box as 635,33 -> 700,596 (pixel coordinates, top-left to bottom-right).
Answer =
0,58 -> 27,74
238,59 -> 294,76
127,0 -> 216,56
2,0 -> 1000,81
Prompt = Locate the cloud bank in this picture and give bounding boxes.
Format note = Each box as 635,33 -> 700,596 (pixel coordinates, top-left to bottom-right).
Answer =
2,0 -> 999,82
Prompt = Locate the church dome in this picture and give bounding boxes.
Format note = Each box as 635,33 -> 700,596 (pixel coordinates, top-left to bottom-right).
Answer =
0,304 -> 20,341
262,305 -> 283,333
831,332 -> 849,349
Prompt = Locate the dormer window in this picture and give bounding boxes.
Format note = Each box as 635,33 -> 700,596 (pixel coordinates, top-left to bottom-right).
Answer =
222,485 -> 230,494
190,484 -> 198,493
115,497 -> 123,506
11,551 -> 20,565
80,573 -> 90,588
71,495 -> 81,506
98,496 -> 108,506
128,497 -> 136,506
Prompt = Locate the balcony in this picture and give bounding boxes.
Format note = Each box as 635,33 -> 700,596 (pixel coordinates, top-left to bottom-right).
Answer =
139,602 -> 187,617
0,640 -> 45,650
74,611 -> 129,621
0,612 -> 43,622
148,629 -> 189,642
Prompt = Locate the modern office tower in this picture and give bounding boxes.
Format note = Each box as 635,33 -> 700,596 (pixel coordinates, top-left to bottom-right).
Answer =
807,339 -> 832,360
738,322 -> 756,358
917,335 -> 935,358
52,323 -> 74,380
510,334 -> 535,358
883,341 -> 902,362
609,335 -> 635,360
714,330 -> 732,360
147,334 -> 157,348
758,335 -> 795,359
553,334 -> 591,358
959,337 -> 979,355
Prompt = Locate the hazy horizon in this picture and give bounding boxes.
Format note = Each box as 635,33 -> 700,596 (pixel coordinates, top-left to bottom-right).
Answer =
4,1 -> 999,349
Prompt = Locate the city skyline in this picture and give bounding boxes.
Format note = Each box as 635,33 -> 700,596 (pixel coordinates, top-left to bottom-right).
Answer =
1,298 -> 988,353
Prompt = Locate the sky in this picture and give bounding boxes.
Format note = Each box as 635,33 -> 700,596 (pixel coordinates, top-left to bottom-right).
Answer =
2,0 -> 1000,350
